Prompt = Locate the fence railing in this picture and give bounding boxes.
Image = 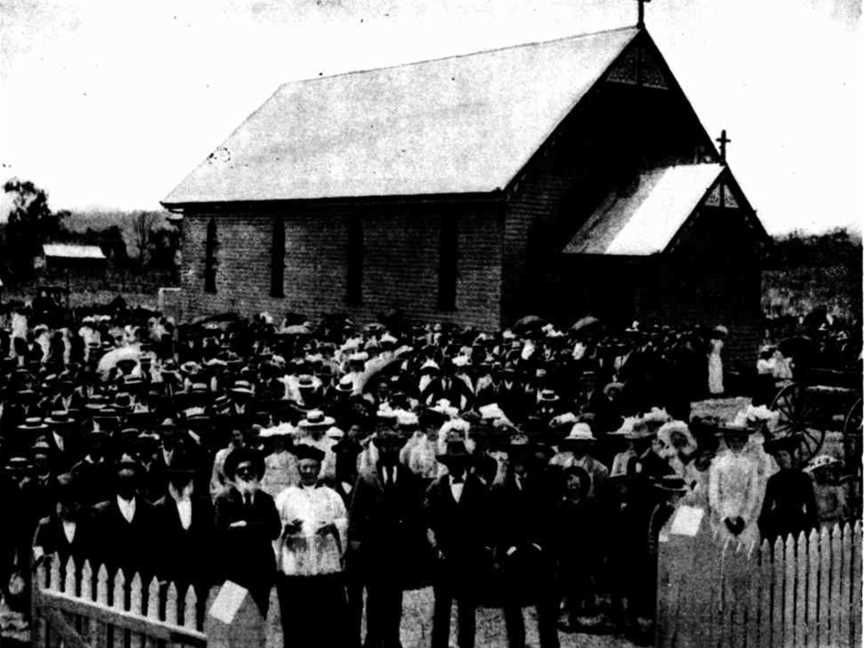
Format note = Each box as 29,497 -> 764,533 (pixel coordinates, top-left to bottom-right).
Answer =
32,556 -> 208,648
658,515 -> 862,648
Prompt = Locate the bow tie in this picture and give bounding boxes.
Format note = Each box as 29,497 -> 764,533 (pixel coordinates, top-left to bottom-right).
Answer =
451,477 -> 464,484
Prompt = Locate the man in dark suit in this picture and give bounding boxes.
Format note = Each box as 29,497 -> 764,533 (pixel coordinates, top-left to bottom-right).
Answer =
70,430 -> 114,506
420,360 -> 475,411
152,452 -> 214,599
491,442 -> 560,648
33,473 -> 92,572
90,455 -> 157,581
424,441 -> 490,648
349,429 -> 431,648
43,411 -> 83,473
213,447 -> 280,618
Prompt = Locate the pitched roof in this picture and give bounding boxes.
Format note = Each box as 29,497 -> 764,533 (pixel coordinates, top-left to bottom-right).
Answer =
163,26 -> 639,205
42,243 -> 106,260
563,163 -> 725,256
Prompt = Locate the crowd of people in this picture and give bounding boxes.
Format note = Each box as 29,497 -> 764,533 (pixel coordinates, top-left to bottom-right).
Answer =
0,297 -> 859,648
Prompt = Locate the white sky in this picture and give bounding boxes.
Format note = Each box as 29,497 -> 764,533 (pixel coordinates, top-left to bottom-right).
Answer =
0,0 -> 860,234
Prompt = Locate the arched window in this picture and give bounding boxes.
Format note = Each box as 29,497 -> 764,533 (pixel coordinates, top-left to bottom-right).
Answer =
270,216 -> 285,297
346,215 -> 363,305
204,218 -> 218,293
437,216 -> 458,311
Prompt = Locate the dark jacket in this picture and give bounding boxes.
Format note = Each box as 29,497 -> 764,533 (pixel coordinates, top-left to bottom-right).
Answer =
423,473 -> 491,595
490,473 -> 557,604
152,492 -> 215,588
90,496 -> 157,579
759,469 -> 818,541
33,511 -> 94,570
212,487 -> 280,594
348,464 -> 432,588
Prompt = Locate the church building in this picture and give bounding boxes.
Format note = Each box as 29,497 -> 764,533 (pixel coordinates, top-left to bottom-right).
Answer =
163,21 -> 767,365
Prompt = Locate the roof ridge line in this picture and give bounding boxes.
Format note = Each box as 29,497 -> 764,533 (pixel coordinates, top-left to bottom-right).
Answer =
275,24 -> 640,89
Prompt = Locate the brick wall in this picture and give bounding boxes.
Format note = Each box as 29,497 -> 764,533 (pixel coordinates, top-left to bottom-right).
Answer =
180,200 -> 504,330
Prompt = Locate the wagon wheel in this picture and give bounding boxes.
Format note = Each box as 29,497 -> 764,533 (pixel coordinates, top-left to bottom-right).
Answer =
842,397 -> 862,475
770,382 -> 826,464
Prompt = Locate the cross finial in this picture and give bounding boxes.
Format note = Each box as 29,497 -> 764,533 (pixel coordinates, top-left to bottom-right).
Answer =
716,129 -> 731,163
637,0 -> 652,28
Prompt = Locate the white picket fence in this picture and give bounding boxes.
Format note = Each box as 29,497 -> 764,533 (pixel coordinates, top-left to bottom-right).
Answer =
658,520 -> 863,648
32,556 -> 208,648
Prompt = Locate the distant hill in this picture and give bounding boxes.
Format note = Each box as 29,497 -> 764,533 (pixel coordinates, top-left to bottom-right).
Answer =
762,228 -> 861,321
57,210 -> 172,260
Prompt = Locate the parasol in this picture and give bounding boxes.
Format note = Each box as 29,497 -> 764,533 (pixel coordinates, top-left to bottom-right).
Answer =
512,315 -> 547,333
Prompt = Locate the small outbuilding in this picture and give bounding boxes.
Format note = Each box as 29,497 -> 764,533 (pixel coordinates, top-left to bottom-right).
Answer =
41,243 -> 107,278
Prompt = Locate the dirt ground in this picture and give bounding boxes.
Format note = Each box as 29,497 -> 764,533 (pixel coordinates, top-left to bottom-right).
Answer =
262,586 -> 639,648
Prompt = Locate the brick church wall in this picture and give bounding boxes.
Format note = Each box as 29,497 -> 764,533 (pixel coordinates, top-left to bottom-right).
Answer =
180,200 -> 504,330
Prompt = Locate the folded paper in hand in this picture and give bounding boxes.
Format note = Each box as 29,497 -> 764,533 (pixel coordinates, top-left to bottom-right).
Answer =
669,505 -> 704,537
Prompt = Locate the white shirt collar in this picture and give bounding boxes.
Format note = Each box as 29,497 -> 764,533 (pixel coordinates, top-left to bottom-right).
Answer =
174,498 -> 192,530
61,520 -> 77,543
116,495 -> 136,523
449,477 -> 465,502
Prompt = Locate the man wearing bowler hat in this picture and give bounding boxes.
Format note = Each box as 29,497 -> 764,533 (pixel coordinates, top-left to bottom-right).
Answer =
349,428 -> 430,648
152,450 -> 215,600
492,439 -> 560,648
90,454 -> 157,580
33,472 -> 93,573
424,439 -> 490,648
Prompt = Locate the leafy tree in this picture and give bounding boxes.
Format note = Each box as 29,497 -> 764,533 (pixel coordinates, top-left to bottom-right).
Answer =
2,178 -> 60,279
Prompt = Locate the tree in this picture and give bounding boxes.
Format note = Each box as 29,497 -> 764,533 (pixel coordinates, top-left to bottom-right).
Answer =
131,211 -> 160,268
2,178 -> 59,279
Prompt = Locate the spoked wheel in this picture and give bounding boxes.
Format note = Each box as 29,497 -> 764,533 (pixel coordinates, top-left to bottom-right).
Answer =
843,397 -> 862,475
770,382 -> 826,464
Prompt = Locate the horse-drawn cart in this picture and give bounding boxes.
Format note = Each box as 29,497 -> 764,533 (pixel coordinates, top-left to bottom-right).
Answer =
770,363 -> 862,468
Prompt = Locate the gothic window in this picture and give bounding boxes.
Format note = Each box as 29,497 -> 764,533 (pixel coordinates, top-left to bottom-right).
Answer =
346,216 -> 363,305
270,216 -> 285,297
438,217 -> 458,311
204,218 -> 218,293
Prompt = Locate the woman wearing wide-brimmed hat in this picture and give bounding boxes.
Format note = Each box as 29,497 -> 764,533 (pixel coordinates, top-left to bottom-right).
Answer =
707,422 -> 765,548
758,436 -> 817,541
549,421 -> 609,499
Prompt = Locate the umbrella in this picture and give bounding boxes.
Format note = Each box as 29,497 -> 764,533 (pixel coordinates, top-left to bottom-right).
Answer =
282,312 -> 308,326
182,312 -> 241,330
512,315 -> 546,333
279,324 -> 311,336
570,315 -> 601,334
97,344 -> 141,377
